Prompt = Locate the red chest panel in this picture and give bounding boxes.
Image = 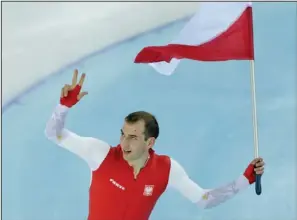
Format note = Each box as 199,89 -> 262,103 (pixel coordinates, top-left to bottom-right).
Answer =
88,145 -> 171,220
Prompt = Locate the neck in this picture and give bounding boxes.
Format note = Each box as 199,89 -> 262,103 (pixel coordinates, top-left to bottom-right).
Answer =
128,151 -> 150,172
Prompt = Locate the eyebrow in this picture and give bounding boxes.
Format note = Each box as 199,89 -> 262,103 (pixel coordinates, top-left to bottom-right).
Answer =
121,129 -> 138,138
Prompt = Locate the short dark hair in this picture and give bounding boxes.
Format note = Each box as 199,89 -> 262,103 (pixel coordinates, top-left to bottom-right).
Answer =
125,111 -> 159,140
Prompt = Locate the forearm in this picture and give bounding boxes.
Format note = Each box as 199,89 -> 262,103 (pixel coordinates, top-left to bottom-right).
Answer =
44,104 -> 83,151
44,104 -> 110,170
168,158 -> 250,209
44,103 -> 90,159
196,175 -> 249,209
45,104 -> 69,141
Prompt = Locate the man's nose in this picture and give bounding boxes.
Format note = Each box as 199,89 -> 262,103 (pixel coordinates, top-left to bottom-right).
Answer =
121,137 -> 129,146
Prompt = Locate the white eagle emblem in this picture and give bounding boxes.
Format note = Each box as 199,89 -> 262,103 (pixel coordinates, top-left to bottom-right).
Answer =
143,185 -> 154,196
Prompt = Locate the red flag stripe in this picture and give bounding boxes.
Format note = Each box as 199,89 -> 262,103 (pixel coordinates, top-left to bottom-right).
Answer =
134,2 -> 254,75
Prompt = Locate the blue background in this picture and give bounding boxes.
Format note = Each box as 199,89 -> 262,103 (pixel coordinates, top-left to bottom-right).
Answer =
2,2 -> 296,220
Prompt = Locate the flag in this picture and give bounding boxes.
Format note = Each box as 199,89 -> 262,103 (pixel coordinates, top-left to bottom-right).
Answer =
134,2 -> 254,75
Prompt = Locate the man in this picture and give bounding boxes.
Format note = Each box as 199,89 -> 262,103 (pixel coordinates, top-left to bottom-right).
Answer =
45,69 -> 265,220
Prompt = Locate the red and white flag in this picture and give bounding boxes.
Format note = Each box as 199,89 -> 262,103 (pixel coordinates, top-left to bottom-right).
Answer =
134,2 -> 254,75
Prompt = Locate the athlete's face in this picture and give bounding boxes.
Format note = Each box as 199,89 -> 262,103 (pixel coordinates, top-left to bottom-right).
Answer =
120,120 -> 154,162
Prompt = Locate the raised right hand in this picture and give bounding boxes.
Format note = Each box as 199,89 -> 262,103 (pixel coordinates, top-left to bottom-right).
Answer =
60,69 -> 88,108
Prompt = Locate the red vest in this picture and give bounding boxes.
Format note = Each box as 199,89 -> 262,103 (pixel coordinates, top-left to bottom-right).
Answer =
88,145 -> 171,220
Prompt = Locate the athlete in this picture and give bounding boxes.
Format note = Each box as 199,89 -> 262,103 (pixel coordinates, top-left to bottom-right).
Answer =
45,69 -> 265,220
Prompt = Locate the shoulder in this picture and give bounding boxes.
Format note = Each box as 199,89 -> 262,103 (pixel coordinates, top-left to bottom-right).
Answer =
102,144 -> 123,160
153,152 -> 171,167
150,151 -> 184,174
168,157 -> 189,183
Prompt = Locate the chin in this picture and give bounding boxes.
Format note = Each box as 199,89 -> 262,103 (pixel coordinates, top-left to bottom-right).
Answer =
123,154 -> 136,162
122,154 -> 131,161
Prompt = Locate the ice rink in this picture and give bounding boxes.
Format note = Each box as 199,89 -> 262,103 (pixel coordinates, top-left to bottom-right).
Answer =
2,2 -> 296,220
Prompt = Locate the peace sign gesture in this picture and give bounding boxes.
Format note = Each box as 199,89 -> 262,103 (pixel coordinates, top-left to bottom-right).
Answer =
60,69 -> 88,108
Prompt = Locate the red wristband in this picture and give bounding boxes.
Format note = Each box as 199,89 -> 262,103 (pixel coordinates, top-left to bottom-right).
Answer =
244,163 -> 256,184
60,85 -> 81,108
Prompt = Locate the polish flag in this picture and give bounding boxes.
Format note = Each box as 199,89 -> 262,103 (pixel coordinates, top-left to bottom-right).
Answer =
134,2 -> 254,75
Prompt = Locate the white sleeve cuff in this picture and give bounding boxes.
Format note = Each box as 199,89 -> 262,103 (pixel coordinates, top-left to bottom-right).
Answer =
235,175 -> 250,191
57,104 -> 70,113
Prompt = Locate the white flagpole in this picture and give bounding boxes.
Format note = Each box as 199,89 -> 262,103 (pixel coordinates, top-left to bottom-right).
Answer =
249,60 -> 262,195
249,60 -> 259,158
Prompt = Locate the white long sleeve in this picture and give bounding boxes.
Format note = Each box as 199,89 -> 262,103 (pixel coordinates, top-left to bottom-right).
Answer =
168,158 -> 250,209
44,104 -> 110,171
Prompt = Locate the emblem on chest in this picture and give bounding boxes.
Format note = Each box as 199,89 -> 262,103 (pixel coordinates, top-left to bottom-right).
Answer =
143,185 -> 155,196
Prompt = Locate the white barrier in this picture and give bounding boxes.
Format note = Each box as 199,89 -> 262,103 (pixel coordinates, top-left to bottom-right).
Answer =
2,2 -> 198,106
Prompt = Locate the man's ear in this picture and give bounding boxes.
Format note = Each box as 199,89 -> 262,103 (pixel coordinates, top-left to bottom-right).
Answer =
146,137 -> 156,149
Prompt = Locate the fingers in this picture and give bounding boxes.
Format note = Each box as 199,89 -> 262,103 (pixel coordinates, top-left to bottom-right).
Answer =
77,91 -> 88,100
71,69 -> 78,88
254,166 -> 264,175
71,69 -> 86,89
255,161 -> 265,167
251,157 -> 263,165
252,157 -> 265,175
61,84 -> 71,98
78,73 -> 86,87
62,69 -> 87,99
